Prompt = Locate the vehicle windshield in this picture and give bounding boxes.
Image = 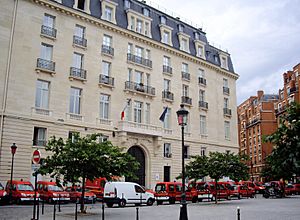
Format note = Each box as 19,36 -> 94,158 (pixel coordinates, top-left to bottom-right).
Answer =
155,184 -> 166,192
18,184 -> 34,191
0,183 -> 4,190
48,185 -> 63,192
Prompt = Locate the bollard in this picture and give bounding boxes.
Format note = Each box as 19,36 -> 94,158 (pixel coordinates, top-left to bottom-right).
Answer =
75,202 -> 78,220
237,206 -> 240,220
102,201 -> 105,220
136,207 -> 139,220
37,200 -> 40,220
42,198 -> 44,215
58,195 -> 61,212
53,203 -> 56,220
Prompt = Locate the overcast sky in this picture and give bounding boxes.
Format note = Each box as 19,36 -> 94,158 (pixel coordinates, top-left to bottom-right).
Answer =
147,0 -> 300,104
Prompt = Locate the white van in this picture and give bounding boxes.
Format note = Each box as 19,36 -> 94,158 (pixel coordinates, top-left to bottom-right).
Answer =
103,182 -> 155,207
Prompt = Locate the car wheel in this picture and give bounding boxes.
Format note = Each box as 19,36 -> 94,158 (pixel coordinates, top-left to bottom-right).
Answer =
146,198 -> 154,206
169,197 -> 175,204
118,199 -> 126,207
192,197 -> 197,203
106,202 -> 113,208
157,200 -> 163,205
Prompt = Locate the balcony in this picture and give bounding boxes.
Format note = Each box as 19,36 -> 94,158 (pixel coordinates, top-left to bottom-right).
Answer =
69,67 -> 87,81
66,113 -> 83,121
99,74 -> 114,87
275,105 -> 287,116
118,120 -> 162,137
181,96 -> 192,106
246,118 -> 260,128
101,45 -> 114,56
199,101 -> 208,110
125,81 -> 155,96
223,108 -> 232,116
127,53 -> 152,68
164,153 -> 172,158
288,87 -> 297,95
41,25 -> 57,39
36,58 -> 55,73
163,65 -> 172,74
73,35 -> 87,48
223,86 -> 230,95
198,77 -> 206,86
181,71 -> 190,81
31,107 -> 52,116
162,90 -> 174,101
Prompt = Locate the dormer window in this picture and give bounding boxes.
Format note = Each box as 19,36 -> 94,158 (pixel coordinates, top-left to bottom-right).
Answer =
178,24 -> 184,32
74,0 -> 90,14
124,0 -> 130,9
143,8 -> 150,17
220,53 -> 228,70
101,0 -> 118,24
160,16 -> 167,24
78,0 -> 85,10
214,55 -> 219,63
194,32 -> 200,40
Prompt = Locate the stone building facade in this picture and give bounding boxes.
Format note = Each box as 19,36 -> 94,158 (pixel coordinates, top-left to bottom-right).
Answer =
0,0 -> 238,188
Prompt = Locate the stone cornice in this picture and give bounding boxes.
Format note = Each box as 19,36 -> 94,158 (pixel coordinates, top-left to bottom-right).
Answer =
30,0 -> 239,80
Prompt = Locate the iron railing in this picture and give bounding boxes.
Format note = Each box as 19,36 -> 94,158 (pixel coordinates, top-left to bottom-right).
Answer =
199,101 -> 208,109
223,86 -> 230,94
73,35 -> 87,47
163,65 -> 172,74
70,67 -> 87,80
99,74 -> 114,86
162,90 -> 174,101
198,77 -> 207,85
41,25 -> 57,38
101,45 -> 114,56
223,108 -> 232,116
36,58 -> 55,72
182,71 -> 190,80
181,96 -> 192,105
125,81 -> 155,96
127,53 -> 152,68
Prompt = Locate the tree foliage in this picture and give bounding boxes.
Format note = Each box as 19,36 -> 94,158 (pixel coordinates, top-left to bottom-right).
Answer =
39,133 -> 139,212
262,102 -> 300,181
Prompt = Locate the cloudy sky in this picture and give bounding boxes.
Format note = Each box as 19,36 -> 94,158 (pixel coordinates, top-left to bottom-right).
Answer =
147,0 -> 300,104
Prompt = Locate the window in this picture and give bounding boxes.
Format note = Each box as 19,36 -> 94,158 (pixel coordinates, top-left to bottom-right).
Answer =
163,107 -> 171,129
182,63 -> 188,73
35,80 -> 49,109
135,185 -> 144,193
146,73 -> 150,86
221,57 -> 227,68
224,121 -> 230,139
134,101 -> 142,123
145,22 -> 149,36
69,87 -> 81,114
68,131 -> 79,143
135,70 -> 143,84
178,24 -> 184,32
160,16 -> 167,24
103,35 -> 112,47
223,78 -> 228,87
128,68 -> 132,82
74,24 -> 85,38
200,147 -> 206,156
100,94 -> 110,119
163,56 -> 170,67
200,115 -> 207,135
124,0 -> 131,9
224,98 -> 229,108
102,61 -> 111,76
77,0 -> 85,10
143,8 -> 150,17
197,45 -> 204,57
145,103 -> 150,124
43,14 -> 55,28
136,19 -> 143,33
164,143 -> 171,158
198,69 -> 205,78
33,127 -> 47,146
182,85 -> 189,97
181,38 -> 188,52
194,32 -> 200,40
184,145 -> 189,159
135,46 -> 143,58
40,43 -> 53,61
104,6 -> 113,21
128,43 -> 133,54
98,135 -> 108,143
130,16 -> 135,30
73,53 -> 83,69
125,98 -> 132,121
162,31 -> 170,44
199,90 -> 205,102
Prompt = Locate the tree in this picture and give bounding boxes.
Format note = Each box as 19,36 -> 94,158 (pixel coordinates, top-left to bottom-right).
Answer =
39,133 -> 139,213
262,102 -> 300,181
185,152 -> 249,204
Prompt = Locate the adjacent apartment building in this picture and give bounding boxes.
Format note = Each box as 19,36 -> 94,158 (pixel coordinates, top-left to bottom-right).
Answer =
0,0 -> 239,188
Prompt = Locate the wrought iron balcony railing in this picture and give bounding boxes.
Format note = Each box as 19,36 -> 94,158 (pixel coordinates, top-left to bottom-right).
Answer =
162,90 -> 174,101
70,67 -> 87,80
163,65 -> 172,74
99,74 -> 114,86
101,45 -> 114,56
73,35 -> 87,47
125,81 -> 155,96
223,107 -> 232,116
127,53 -> 152,68
198,77 -> 207,85
36,58 -> 55,72
41,25 -> 57,38
181,96 -> 192,105
181,71 -> 190,80
223,86 -> 230,95
199,101 -> 208,109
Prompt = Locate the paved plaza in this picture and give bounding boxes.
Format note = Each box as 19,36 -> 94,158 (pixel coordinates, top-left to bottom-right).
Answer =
1,195 -> 300,220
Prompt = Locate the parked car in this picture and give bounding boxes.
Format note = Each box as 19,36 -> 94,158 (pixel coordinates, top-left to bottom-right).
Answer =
86,177 -> 107,200
228,184 -> 255,199
253,181 -> 265,193
0,182 -> 8,204
285,183 -> 295,195
263,181 -> 284,198
65,186 -> 96,203
155,182 -> 197,205
207,182 -> 231,201
104,182 -> 155,207
239,181 -> 256,195
188,181 -> 213,202
5,180 -> 38,204
293,183 -> 300,195
37,181 -> 70,203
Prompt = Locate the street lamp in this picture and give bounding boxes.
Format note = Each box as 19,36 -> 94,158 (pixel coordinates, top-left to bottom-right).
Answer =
10,143 -> 17,203
176,104 -> 189,220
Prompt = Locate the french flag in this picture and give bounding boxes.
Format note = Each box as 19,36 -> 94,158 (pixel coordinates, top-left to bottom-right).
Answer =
159,107 -> 168,122
121,99 -> 131,120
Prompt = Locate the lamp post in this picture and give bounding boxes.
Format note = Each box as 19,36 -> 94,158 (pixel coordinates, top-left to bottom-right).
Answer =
250,161 -> 254,182
176,104 -> 189,220
10,143 -> 17,203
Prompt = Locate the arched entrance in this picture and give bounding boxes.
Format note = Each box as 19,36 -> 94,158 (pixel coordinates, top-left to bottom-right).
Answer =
126,146 -> 146,186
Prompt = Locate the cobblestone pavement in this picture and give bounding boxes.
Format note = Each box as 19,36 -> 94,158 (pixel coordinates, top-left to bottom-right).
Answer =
1,195 -> 300,220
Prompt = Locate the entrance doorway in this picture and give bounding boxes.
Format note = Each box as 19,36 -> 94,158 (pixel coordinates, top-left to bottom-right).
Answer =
164,166 -> 171,182
126,146 -> 146,186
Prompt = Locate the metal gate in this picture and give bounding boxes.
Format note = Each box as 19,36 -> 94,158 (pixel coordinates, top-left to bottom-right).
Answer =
126,146 -> 146,186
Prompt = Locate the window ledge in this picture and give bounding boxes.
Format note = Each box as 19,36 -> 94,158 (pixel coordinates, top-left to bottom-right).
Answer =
35,68 -> 56,76
40,33 -> 56,41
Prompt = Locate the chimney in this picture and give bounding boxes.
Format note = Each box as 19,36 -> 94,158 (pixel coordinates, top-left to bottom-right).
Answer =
257,90 -> 264,100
